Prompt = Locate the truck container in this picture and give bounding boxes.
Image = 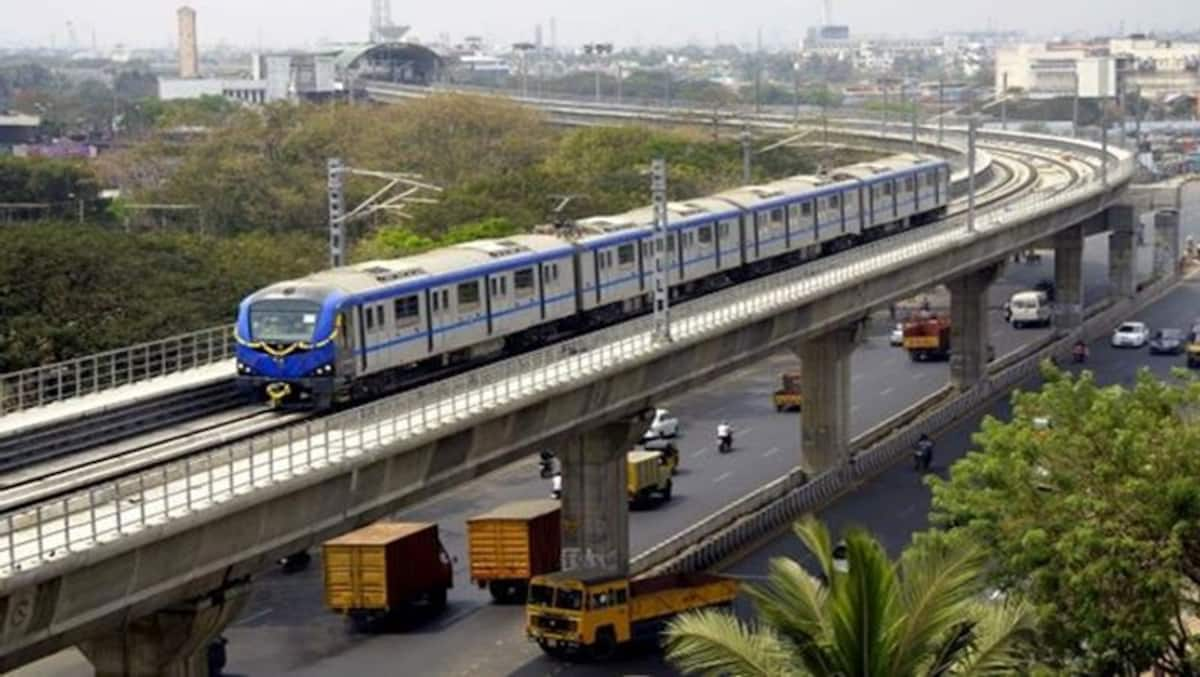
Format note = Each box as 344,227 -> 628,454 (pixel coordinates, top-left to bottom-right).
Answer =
627,450 -> 673,505
467,499 -> 562,604
526,569 -> 738,660
323,521 -> 453,631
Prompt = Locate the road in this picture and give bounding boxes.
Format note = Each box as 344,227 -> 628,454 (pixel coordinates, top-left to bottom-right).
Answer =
11,225 -> 1184,676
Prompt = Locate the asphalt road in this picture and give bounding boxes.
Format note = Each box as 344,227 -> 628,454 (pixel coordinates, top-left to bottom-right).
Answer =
12,223 -> 1188,676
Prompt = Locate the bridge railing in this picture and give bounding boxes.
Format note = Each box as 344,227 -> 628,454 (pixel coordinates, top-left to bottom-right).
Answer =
0,142 -> 1131,577
0,325 -> 235,417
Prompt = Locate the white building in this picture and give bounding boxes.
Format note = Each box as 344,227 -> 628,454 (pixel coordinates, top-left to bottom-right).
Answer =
997,37 -> 1200,100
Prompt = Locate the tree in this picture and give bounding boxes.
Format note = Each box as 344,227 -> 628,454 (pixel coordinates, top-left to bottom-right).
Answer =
664,517 -> 1036,677
926,364 -> 1200,674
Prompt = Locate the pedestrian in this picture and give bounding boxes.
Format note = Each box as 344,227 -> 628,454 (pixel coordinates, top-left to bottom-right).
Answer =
914,433 -> 934,472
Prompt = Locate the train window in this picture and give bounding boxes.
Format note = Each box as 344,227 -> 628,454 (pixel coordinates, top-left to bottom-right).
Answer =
904,177 -> 914,191
719,221 -> 730,237
829,194 -> 841,209
376,306 -> 385,327
458,281 -> 480,306
364,306 -> 374,330
394,296 -> 419,325
501,277 -> 507,295
770,208 -> 784,224
432,291 -> 439,311
615,589 -> 627,604
883,182 -> 893,196
618,244 -> 635,265
608,251 -> 615,267
667,234 -> 676,250
800,202 -> 812,217
698,226 -> 712,244
515,268 -> 534,292
551,264 -> 560,281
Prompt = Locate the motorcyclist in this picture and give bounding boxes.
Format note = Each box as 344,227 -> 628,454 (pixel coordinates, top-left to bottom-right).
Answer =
717,421 -> 733,452
1072,340 -> 1088,363
914,433 -> 934,472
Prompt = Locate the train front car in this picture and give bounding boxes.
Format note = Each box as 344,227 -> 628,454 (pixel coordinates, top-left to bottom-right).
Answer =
235,283 -> 346,409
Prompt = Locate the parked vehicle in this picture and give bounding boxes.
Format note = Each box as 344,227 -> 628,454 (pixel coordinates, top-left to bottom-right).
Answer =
627,450 -> 673,506
1008,290 -> 1051,328
642,408 -> 679,440
1111,321 -> 1150,348
1149,328 -> 1186,355
772,371 -> 803,412
902,315 -> 951,361
467,500 -> 561,604
323,522 -> 452,631
527,571 -> 738,660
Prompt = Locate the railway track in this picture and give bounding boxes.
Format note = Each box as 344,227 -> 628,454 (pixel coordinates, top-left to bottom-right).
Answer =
0,139 -> 1076,514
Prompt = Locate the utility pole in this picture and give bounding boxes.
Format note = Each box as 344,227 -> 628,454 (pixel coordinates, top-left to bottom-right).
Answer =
966,117 -> 977,233
741,128 -> 752,183
651,158 -> 671,343
937,78 -> 945,146
617,63 -> 623,104
665,67 -> 672,109
327,159 -> 442,268
910,89 -> 918,155
754,27 -> 763,114
1072,70 -> 1080,139
1000,71 -> 1008,131
327,158 -> 345,267
881,82 -> 889,138
1101,109 -> 1108,187
792,57 -> 800,123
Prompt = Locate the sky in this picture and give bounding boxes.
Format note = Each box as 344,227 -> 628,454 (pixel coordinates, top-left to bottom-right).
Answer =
3,0 -> 1198,51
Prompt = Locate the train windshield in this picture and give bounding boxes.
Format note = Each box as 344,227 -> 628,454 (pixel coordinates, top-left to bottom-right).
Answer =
249,300 -> 321,344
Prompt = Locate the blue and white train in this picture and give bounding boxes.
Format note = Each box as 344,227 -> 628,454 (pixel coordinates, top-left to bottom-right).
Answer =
235,153 -> 951,408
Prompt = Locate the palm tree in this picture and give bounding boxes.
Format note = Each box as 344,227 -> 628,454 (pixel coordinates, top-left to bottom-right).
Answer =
664,518 -> 1035,676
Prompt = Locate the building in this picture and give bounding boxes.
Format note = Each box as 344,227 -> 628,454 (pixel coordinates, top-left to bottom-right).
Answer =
177,6 -> 198,78
0,113 -> 40,154
158,43 -> 443,104
997,36 -> 1200,101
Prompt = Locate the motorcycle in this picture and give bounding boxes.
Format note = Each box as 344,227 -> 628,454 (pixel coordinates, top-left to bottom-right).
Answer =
717,434 -> 732,454
1072,343 -> 1088,363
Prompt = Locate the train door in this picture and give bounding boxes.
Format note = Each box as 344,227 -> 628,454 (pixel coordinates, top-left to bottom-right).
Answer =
336,310 -> 357,377
428,286 -> 452,354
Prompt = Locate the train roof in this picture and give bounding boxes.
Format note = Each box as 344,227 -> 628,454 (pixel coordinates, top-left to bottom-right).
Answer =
251,234 -> 574,300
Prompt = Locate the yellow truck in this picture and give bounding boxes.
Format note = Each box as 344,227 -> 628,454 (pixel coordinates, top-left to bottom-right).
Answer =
323,522 -> 453,632
627,450 -> 674,506
772,370 -> 803,412
467,499 -> 562,604
526,570 -> 738,660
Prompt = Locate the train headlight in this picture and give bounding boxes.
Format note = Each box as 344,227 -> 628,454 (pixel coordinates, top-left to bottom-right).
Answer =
237,361 -> 251,374
313,363 -> 334,376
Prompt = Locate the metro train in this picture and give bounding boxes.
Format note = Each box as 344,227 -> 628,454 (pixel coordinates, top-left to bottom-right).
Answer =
235,153 -> 951,408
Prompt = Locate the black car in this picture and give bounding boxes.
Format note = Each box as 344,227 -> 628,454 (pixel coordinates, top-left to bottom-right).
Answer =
1149,328 -> 1186,355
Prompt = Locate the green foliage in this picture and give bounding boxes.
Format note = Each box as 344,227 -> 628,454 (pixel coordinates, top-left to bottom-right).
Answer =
664,517 -> 1037,677
925,364 -> 1200,673
0,223 -> 323,371
0,156 -> 99,204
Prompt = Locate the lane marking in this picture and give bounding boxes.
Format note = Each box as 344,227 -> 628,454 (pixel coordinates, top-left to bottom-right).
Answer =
234,608 -> 273,626
692,447 -> 709,457
763,447 -> 780,458
713,472 -> 732,484
912,372 -> 926,381
880,387 -> 896,396
851,373 -> 864,383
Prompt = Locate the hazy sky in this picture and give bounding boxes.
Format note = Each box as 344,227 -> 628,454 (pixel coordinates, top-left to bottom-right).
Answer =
4,0 -> 1197,50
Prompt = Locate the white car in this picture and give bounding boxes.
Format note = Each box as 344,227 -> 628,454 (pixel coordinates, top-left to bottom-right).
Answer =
1111,321 -> 1150,348
643,408 -> 679,440
889,324 -> 904,346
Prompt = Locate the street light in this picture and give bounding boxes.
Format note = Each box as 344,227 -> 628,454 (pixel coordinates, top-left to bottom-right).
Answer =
583,43 -> 614,102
